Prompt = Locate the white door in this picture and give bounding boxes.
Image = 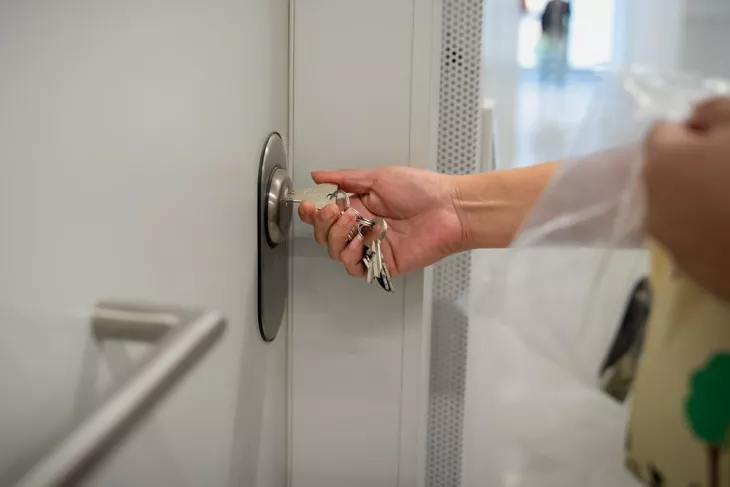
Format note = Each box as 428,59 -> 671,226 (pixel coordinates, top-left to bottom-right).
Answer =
0,1 -> 289,486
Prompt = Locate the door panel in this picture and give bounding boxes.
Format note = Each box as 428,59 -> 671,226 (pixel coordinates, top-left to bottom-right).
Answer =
290,1 -> 434,486
0,1 -> 288,486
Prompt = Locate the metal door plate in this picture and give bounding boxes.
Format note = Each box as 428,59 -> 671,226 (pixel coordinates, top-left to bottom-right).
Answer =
257,133 -> 291,342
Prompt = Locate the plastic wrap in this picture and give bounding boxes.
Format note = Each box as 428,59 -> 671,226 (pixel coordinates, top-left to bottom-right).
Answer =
463,67 -> 729,487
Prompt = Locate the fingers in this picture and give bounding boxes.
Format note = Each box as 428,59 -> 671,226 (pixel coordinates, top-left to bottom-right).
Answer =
689,97 -> 730,131
645,98 -> 730,154
311,168 -> 378,194
299,203 -> 368,277
645,120 -> 700,162
327,209 -> 358,260
298,201 -> 316,224
299,198 -> 373,278
313,204 -> 340,245
341,236 -> 366,277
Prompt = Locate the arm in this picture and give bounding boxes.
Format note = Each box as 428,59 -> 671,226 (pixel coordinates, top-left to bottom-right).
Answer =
451,163 -> 558,250
299,163 -> 557,277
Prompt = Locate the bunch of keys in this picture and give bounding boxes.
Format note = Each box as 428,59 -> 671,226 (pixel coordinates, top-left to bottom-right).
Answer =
360,217 -> 393,293
287,182 -> 394,293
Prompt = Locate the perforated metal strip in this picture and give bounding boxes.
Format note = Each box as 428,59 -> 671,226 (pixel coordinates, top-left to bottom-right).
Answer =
426,0 -> 484,486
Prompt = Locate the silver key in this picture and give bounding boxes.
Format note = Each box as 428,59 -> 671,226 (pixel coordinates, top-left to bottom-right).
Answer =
367,218 -> 394,293
366,255 -> 376,283
376,256 -> 394,293
362,251 -> 373,282
350,208 -> 373,227
362,235 -> 377,284
362,244 -> 375,283
374,239 -> 384,277
347,226 -> 359,243
287,183 -> 338,209
370,217 -> 387,244
361,218 -> 387,284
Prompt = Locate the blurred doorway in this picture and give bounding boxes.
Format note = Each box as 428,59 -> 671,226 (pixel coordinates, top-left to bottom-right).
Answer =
519,0 -> 617,74
509,0 -> 619,168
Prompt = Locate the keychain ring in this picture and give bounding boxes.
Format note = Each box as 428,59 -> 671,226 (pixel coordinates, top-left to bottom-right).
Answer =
329,190 -> 351,213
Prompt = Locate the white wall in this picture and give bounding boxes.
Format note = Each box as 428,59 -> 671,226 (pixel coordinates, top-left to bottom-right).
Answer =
0,1 -> 289,486
616,0 -> 687,72
482,0 -> 521,168
682,0 -> 730,77
581,0 -> 730,79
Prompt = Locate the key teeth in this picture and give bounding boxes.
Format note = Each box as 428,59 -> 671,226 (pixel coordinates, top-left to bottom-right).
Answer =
356,215 -> 392,292
379,281 -> 393,293
376,273 -> 394,293
377,261 -> 394,293
347,226 -> 359,243
367,261 -> 375,283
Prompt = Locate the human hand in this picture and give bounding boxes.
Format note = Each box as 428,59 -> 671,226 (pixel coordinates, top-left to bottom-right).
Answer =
644,97 -> 730,300
298,167 -> 464,277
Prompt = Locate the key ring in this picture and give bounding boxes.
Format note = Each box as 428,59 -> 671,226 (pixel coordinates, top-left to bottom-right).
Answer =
346,222 -> 365,243
329,189 -> 351,213
346,213 -> 377,242
332,191 -> 381,244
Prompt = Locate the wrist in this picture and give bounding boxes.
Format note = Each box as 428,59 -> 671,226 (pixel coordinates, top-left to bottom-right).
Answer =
449,163 -> 558,251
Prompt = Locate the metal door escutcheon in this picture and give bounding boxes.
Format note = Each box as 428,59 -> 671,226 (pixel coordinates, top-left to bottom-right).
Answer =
257,133 -> 291,341
266,167 -> 293,246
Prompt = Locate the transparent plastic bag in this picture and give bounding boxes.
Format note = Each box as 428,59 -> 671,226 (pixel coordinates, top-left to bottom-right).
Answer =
462,67 -> 729,487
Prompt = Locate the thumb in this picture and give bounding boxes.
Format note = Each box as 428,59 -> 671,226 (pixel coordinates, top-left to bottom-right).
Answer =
689,97 -> 730,131
311,168 -> 377,194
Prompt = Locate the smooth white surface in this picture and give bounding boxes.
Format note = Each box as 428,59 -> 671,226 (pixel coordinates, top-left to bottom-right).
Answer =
480,101 -> 496,171
682,0 -> 730,77
0,1 -> 288,486
290,1 -> 438,486
617,0 -> 686,71
482,0 -> 521,168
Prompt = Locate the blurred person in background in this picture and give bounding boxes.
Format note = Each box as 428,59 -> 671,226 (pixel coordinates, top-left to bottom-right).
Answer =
538,0 -> 571,84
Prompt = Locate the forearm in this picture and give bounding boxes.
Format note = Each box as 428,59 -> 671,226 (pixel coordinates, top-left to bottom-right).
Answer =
451,162 -> 557,250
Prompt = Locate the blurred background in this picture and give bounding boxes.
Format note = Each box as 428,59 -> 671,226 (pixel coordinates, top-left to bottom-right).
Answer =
482,0 -> 730,170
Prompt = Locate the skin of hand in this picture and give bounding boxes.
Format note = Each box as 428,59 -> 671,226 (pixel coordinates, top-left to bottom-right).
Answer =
298,167 -> 464,277
298,164 -> 557,277
644,97 -> 730,301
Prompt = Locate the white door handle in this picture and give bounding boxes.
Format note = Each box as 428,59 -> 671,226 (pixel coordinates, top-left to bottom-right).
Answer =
15,300 -> 226,487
